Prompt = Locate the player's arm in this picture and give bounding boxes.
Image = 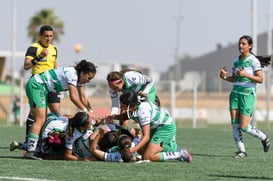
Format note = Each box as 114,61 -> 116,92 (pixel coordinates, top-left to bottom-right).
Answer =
109,89 -> 119,115
130,124 -> 150,154
68,84 -> 88,111
64,148 -> 78,161
24,47 -> 37,70
24,47 -> 47,71
141,75 -> 155,96
77,86 -> 93,111
89,126 -> 107,161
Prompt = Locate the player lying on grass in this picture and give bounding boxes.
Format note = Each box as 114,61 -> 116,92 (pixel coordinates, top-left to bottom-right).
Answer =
104,91 -> 192,163
10,111 -> 140,161
64,111 -> 139,161
90,125 -> 140,162
10,112 -> 69,160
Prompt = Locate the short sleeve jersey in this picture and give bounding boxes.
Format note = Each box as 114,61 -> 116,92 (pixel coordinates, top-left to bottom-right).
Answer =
41,112 -> 69,139
72,130 -> 93,158
129,102 -> 173,130
231,54 -> 261,95
122,71 -> 154,93
109,71 -> 155,115
25,42 -> 57,75
104,137 -> 140,162
33,67 -> 81,92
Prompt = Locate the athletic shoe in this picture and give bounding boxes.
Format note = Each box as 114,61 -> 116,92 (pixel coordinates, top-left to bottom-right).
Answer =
261,136 -> 270,152
24,151 -> 43,160
234,151 -> 247,158
9,141 -> 19,151
179,149 -> 192,163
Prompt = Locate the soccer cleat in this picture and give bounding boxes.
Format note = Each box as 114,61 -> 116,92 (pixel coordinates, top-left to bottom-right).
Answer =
234,151 -> 247,158
9,141 -> 19,151
179,149 -> 192,163
261,136 -> 270,153
23,151 -> 43,160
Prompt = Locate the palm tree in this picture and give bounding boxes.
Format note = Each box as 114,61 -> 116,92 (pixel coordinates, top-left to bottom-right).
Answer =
27,8 -> 64,42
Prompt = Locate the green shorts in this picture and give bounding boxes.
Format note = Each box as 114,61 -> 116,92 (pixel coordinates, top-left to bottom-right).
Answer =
25,77 -> 48,108
150,122 -> 177,152
229,91 -> 255,116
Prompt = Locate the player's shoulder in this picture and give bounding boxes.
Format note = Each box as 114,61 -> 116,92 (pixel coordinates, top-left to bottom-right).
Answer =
138,101 -> 151,110
30,42 -> 41,48
48,44 -> 57,49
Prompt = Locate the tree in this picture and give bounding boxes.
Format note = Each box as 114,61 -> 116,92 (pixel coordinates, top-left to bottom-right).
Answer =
27,8 -> 64,42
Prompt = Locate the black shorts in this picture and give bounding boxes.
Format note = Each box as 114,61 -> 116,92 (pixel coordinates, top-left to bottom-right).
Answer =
47,92 -> 61,104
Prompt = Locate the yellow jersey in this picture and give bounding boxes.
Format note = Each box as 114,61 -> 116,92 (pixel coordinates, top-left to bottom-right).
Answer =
25,42 -> 57,75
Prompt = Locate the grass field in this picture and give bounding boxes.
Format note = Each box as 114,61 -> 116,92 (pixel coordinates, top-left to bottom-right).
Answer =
0,124 -> 273,181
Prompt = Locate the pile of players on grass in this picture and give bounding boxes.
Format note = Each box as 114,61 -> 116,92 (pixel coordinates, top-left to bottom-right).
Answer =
10,90 -> 192,163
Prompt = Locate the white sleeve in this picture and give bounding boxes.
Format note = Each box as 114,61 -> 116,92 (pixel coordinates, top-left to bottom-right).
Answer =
125,71 -> 155,95
104,151 -> 123,162
109,89 -> 119,115
142,75 -> 155,95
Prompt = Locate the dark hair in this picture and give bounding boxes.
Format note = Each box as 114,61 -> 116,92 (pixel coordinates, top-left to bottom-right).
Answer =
98,130 -> 118,152
67,112 -> 89,137
120,91 -> 139,106
118,134 -> 133,162
106,69 -> 142,82
239,35 -> 271,68
75,59 -> 97,77
106,71 -> 122,82
40,25 -> 53,35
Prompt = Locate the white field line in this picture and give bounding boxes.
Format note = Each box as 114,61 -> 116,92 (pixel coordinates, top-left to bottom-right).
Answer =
0,176 -> 56,181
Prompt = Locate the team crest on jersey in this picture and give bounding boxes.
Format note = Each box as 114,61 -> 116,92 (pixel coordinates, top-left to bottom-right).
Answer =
132,77 -> 136,81
245,61 -> 250,67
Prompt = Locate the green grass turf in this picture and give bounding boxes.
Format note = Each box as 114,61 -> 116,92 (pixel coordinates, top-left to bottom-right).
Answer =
0,124 -> 272,181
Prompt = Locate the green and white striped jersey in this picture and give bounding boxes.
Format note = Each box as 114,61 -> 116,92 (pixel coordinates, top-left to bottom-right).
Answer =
33,67 -> 82,92
129,102 -> 173,130
231,54 -> 261,95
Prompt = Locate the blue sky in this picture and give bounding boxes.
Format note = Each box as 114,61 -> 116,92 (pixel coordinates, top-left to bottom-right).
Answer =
0,0 -> 270,73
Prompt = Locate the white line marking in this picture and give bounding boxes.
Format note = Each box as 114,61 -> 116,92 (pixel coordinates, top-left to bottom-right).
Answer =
0,176 -> 56,181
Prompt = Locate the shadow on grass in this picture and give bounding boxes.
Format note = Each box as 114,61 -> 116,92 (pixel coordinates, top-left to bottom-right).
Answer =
192,153 -> 231,158
0,156 -> 23,159
0,147 -> 9,149
209,174 -> 273,180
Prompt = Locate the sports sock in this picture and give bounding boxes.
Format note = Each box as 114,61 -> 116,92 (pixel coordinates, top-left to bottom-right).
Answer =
159,151 -> 181,161
27,133 -> 39,152
18,142 -> 27,150
232,123 -> 245,152
243,125 -> 267,140
25,113 -> 34,142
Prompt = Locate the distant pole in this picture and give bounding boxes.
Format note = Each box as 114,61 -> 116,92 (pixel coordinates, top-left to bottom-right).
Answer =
251,0 -> 257,126
192,82 -> 197,128
174,0 -> 183,81
251,0 -> 257,54
8,0 -> 16,124
265,0 -> 273,125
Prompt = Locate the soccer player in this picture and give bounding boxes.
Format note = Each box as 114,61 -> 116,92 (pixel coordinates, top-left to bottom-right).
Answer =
107,69 -> 159,128
105,91 -> 192,163
90,125 -> 140,162
219,35 -> 271,158
64,111 -> 95,161
24,60 -> 97,160
10,112 -> 69,160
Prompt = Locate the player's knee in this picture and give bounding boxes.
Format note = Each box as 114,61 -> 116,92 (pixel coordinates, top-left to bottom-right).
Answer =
241,125 -> 249,132
143,152 -> 159,161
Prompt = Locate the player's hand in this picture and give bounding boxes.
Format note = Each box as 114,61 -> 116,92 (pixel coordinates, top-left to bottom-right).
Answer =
237,67 -> 246,77
39,48 -> 48,59
220,67 -> 228,79
103,115 -> 115,124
